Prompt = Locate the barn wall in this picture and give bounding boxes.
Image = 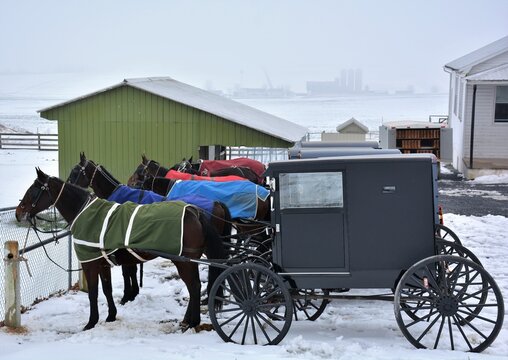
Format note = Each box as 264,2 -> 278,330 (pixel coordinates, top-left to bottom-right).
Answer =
41,85 -> 291,182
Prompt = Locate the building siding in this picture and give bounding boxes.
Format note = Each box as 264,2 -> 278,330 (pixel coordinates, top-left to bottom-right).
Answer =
461,84 -> 508,170
41,85 -> 292,182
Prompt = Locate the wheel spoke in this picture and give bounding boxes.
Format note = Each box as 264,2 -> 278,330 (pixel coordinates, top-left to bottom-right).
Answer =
415,311 -> 442,342
225,313 -> 246,341
241,315 -> 250,345
256,309 -> 284,333
405,309 -> 440,328
455,313 -> 489,340
254,312 -> 273,343
452,315 -> 474,351
433,315 -> 445,349
457,309 -> 498,325
447,316 -> 455,350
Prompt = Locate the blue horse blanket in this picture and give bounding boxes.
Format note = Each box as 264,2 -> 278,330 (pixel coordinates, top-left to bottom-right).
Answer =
167,180 -> 269,219
107,185 -> 215,219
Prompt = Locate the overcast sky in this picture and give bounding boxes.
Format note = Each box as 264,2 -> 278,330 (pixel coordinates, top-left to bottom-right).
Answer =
1,0 -> 507,94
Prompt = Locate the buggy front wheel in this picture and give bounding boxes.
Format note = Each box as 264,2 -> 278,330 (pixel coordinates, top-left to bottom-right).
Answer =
208,262 -> 293,345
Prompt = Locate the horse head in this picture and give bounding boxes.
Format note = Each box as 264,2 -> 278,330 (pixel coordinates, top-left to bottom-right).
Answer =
16,168 -> 56,222
127,155 -> 150,187
67,152 -> 97,187
172,157 -> 199,174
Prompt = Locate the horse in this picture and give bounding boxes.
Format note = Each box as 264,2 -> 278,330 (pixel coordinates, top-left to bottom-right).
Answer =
67,152 -> 232,303
127,155 -> 262,186
16,168 -> 227,332
171,156 -> 264,184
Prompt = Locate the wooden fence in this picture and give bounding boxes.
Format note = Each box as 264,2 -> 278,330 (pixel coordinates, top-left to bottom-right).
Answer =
0,133 -> 58,151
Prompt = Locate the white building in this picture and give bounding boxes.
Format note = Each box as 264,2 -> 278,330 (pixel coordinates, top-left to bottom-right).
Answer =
444,35 -> 508,178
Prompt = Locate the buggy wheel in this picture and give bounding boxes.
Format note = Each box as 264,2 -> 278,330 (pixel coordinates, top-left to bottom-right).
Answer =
394,255 -> 504,352
292,289 -> 330,321
208,262 -> 293,345
401,241 -> 485,323
435,239 -> 482,267
435,224 -> 461,245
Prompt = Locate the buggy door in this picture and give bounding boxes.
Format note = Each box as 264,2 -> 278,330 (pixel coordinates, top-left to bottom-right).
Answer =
273,171 -> 348,273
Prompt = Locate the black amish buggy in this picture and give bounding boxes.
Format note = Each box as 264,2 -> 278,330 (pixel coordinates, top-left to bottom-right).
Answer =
203,153 -> 504,352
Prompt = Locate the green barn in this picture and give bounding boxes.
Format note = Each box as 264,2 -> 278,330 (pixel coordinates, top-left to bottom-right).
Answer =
39,77 -> 308,182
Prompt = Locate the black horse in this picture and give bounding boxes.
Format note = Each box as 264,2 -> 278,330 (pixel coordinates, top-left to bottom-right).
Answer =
67,152 -> 232,304
16,168 -> 226,332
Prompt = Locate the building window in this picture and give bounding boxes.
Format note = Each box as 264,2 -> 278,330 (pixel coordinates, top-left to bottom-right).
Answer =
495,86 -> 508,122
279,172 -> 343,209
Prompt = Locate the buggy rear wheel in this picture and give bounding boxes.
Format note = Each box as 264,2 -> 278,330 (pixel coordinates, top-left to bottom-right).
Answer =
435,224 -> 461,245
394,255 -> 504,352
208,262 -> 293,345
292,289 -> 330,321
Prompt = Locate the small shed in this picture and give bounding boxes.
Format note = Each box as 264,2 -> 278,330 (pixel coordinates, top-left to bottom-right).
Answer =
444,35 -> 508,178
321,117 -> 369,141
39,77 -> 308,182
379,120 -> 452,161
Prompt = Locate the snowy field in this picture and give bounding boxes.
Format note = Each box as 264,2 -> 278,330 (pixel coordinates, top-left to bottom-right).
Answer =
1,92 -> 507,359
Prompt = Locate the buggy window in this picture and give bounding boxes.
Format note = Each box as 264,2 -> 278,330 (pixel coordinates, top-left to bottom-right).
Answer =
279,172 -> 343,209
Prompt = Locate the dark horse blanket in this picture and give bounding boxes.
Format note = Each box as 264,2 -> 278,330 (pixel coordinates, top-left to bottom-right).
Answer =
70,197 -> 190,263
165,169 -> 247,182
107,185 -> 214,219
198,158 -> 266,184
167,180 -> 269,219
108,184 -> 167,204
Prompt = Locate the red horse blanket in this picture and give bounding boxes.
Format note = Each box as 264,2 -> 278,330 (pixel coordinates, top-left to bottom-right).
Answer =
165,169 -> 247,182
198,158 -> 266,184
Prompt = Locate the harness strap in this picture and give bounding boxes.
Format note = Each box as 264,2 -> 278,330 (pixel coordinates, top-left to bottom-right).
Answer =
101,249 -> 117,267
127,248 -> 148,262
181,246 -> 205,254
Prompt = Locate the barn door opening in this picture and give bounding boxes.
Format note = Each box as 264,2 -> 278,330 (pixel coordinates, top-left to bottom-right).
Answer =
199,145 -> 226,160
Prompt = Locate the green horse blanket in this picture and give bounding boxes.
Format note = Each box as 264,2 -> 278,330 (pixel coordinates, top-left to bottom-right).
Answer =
70,197 -> 190,263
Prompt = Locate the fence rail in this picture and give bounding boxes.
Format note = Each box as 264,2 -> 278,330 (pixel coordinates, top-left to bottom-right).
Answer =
0,206 -> 78,321
0,133 -> 58,151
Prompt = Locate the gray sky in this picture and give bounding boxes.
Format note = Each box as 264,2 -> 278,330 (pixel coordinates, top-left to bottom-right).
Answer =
1,0 -> 507,94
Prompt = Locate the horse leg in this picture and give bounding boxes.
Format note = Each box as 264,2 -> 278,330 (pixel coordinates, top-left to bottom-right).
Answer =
99,265 -> 117,323
120,264 -> 139,305
81,262 -> 100,330
174,261 -> 201,330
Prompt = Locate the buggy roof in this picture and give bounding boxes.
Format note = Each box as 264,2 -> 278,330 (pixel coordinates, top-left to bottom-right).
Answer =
265,153 -> 436,175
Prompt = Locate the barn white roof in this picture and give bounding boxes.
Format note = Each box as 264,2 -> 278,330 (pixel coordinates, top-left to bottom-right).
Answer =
444,35 -> 508,73
39,77 -> 309,143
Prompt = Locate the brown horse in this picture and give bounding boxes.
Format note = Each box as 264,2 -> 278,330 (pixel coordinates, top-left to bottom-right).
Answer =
16,168 -> 226,331
67,153 -> 232,303
127,155 -> 261,186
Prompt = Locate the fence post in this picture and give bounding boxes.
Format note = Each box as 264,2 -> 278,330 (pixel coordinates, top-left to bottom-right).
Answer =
4,241 -> 21,327
37,134 -> 41,150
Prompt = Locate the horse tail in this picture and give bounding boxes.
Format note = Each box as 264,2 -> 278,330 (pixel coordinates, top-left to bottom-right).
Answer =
217,201 -> 232,237
198,210 -> 226,310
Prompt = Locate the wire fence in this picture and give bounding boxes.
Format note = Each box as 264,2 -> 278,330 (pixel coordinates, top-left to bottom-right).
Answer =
0,207 -> 78,320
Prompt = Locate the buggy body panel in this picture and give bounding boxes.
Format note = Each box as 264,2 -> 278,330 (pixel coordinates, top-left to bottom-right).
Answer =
265,154 -> 439,289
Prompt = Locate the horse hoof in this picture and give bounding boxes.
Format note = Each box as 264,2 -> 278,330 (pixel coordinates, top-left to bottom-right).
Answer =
195,323 -> 214,332
82,324 -> 95,331
106,316 -> 116,323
